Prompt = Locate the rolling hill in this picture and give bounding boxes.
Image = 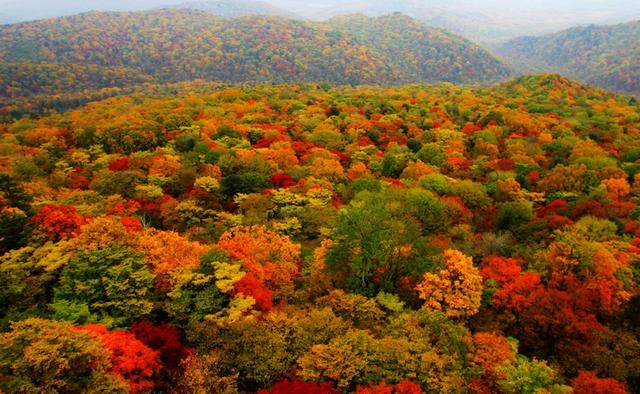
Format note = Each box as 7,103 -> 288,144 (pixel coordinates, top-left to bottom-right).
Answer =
269,0 -> 640,44
0,10 -> 511,100
497,20 -> 640,96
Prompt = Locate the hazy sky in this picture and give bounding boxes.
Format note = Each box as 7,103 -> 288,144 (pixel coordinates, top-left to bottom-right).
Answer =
1,0 -> 637,12
1,0 -> 638,43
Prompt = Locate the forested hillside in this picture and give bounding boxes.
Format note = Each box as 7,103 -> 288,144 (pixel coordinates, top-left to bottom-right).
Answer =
0,10 -> 511,101
1,74 -> 639,393
498,20 -> 640,96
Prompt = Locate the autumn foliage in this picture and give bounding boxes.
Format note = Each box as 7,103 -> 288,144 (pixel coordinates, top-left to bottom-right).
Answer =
416,249 -> 483,318
1,76 -> 640,393
137,228 -> 209,274
79,324 -> 162,393
31,204 -> 86,240
257,379 -> 339,394
218,225 -> 301,289
572,371 -> 630,394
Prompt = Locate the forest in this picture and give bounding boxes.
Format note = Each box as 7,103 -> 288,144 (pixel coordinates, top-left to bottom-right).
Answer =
0,10 -> 510,101
1,73 -> 639,393
498,20 -> 640,96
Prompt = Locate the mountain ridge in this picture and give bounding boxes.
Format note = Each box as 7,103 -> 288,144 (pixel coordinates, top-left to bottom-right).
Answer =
0,9 -> 512,100
497,20 -> 640,95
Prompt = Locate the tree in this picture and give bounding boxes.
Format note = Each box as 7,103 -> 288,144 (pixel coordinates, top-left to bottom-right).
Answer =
325,189 -> 435,296
51,246 -> 155,327
0,242 -> 71,329
165,248 -> 235,326
0,174 -> 33,213
217,225 -> 300,291
415,249 -> 483,318
572,370 -> 629,394
137,228 -> 209,275
354,380 -> 424,394
0,207 -> 29,254
131,320 -> 193,376
175,352 -> 239,394
31,204 -> 86,241
70,216 -> 137,251
296,329 -> 371,390
497,200 -> 533,231
233,272 -> 273,311
537,164 -> 587,194
257,379 -> 339,394
296,322 -> 467,392
602,178 -> 631,200
470,332 -> 516,375
80,324 -> 162,393
311,157 -> 345,181
0,319 -> 127,393
497,356 -> 571,394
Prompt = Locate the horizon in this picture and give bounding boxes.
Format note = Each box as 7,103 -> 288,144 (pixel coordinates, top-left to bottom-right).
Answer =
1,0 -> 639,43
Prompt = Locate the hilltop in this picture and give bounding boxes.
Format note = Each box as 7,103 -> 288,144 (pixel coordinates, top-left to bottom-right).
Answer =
498,20 -> 640,95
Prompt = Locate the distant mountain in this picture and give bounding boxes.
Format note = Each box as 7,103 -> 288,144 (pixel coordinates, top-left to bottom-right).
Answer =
0,10 -> 511,99
166,1 -> 296,18
497,20 -> 640,96
272,0 -> 640,44
1,0 -> 638,43
327,13 -> 509,83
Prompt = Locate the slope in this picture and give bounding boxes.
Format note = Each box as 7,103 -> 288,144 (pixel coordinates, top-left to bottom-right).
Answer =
0,10 -> 512,100
497,20 -> 640,95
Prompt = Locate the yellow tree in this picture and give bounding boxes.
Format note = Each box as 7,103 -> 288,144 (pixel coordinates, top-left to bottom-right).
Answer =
137,229 -> 209,275
415,249 -> 482,318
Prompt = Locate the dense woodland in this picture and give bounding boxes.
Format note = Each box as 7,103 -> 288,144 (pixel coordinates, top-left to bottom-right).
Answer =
0,10 -> 510,101
498,21 -> 640,96
0,74 -> 639,393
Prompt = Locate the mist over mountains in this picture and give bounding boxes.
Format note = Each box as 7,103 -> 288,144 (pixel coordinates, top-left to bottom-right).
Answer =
1,0 -> 638,43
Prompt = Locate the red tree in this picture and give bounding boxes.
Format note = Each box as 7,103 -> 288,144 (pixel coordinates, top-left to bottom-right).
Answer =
572,371 -> 629,394
256,379 -> 339,394
80,324 -> 162,393
233,272 -> 273,311
120,216 -> 143,233
131,320 -> 193,373
270,173 -> 296,188
31,204 -> 86,240
109,157 -> 131,171
353,380 -> 423,394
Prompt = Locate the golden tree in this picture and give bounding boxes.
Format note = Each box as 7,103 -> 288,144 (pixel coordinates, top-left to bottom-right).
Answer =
415,249 -> 482,318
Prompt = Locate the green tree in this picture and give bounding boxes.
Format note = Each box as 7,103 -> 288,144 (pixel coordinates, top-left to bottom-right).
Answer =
326,189 -> 438,295
497,356 -> 571,394
50,246 -> 155,327
498,200 -> 534,231
0,243 -> 71,329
